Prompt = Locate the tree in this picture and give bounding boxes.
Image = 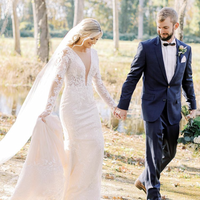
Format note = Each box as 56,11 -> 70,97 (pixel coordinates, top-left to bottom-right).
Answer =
146,0 -> 156,36
22,0 -> 34,24
65,0 -> 74,29
12,0 -> 21,55
119,0 -> 133,33
138,0 -> 143,40
32,0 -> 49,62
85,0 -> 113,33
73,0 -> 84,26
0,0 -> 11,37
0,14 -> 9,36
113,0 -> 119,51
46,0 -> 72,30
175,0 -> 187,41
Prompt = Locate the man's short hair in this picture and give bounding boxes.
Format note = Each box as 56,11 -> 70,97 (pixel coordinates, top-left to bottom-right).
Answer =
157,7 -> 178,25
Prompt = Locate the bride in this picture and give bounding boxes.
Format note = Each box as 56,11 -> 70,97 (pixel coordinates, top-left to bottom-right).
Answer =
0,18 -> 116,199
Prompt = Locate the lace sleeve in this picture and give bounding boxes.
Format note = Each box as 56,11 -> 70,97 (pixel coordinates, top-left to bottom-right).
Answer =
92,52 -> 116,110
45,49 -> 69,114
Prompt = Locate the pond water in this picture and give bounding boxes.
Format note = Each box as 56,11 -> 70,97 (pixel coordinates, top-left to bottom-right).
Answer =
0,86 -> 145,134
1,85 -> 195,134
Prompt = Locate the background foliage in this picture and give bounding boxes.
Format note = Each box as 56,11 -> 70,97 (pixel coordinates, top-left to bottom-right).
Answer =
1,0 -> 200,42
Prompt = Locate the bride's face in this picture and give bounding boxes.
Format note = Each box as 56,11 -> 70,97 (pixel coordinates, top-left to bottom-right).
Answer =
81,33 -> 102,48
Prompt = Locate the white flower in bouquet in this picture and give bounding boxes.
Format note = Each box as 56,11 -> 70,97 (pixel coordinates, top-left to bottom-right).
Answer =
193,136 -> 200,144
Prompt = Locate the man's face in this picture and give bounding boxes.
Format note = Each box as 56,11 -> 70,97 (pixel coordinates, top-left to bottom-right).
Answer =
157,17 -> 176,41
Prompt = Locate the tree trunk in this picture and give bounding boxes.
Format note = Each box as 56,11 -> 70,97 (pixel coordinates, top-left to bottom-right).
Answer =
0,0 -> 11,36
113,0 -> 119,51
0,15 -> 8,36
32,0 -> 49,62
138,0 -> 143,40
12,0 -> 21,55
175,0 -> 187,41
73,0 -> 84,26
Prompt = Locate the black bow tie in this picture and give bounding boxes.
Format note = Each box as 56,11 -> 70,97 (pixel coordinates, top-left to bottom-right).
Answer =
163,43 -> 175,46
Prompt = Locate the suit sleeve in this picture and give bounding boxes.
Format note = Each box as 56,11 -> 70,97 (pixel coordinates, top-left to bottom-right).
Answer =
118,42 -> 146,110
182,46 -> 196,110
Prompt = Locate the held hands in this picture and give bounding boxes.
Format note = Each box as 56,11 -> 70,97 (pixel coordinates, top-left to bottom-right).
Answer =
113,107 -> 127,120
39,111 -> 50,123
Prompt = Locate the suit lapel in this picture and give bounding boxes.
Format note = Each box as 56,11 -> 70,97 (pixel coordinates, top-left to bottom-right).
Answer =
154,37 -> 168,83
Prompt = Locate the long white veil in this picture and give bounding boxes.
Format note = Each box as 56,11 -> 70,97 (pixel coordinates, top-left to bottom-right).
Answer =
0,24 -> 75,164
0,18 -> 102,164
0,38 -> 67,164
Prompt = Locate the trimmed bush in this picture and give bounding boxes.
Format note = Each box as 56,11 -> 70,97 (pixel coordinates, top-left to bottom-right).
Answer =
183,35 -> 200,43
20,30 -> 34,37
50,30 -> 68,38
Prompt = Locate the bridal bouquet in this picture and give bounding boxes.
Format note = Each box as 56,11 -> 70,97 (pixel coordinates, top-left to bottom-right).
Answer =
178,105 -> 200,149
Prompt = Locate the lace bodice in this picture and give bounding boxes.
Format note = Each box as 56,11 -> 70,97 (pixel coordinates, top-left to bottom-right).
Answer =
44,46 -> 116,114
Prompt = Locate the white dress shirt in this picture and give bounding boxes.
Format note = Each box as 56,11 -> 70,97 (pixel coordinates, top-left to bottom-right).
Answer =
161,38 -> 177,83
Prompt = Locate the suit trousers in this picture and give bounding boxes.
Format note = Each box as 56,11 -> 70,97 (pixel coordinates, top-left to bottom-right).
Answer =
139,103 -> 180,200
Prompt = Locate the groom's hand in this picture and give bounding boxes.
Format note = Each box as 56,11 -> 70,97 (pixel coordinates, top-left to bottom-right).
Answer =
114,107 -> 127,120
186,109 -> 196,120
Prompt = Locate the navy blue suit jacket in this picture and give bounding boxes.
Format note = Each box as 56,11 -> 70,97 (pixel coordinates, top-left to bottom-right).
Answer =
118,37 -> 196,125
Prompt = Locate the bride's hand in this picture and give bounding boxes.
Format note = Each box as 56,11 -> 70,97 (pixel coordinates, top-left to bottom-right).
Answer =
113,107 -> 127,120
39,111 -> 50,123
112,107 -> 117,115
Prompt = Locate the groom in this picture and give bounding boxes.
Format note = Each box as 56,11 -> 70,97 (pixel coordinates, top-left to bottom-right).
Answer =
114,7 -> 196,200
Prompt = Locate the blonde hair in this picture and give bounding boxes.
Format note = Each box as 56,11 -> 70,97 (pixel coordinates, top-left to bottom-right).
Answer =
66,18 -> 103,46
157,7 -> 178,25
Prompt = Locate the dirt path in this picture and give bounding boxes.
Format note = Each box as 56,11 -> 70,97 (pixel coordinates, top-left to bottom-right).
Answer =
0,114 -> 200,200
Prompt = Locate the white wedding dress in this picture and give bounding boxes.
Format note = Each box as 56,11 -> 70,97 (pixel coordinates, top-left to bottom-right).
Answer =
10,46 -> 116,200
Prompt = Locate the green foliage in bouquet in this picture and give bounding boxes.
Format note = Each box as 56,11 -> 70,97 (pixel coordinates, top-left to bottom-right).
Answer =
178,117 -> 200,144
178,106 -> 200,145
181,105 -> 190,116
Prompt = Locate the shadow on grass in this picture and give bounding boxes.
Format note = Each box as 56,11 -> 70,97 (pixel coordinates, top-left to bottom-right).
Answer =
168,164 -> 200,173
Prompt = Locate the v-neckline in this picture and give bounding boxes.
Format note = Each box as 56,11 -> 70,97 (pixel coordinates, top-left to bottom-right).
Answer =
68,46 -> 92,86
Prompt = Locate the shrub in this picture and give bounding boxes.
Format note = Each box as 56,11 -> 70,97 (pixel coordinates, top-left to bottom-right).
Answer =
50,30 -> 68,38
20,30 -> 34,37
183,35 -> 200,43
20,22 -> 34,31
